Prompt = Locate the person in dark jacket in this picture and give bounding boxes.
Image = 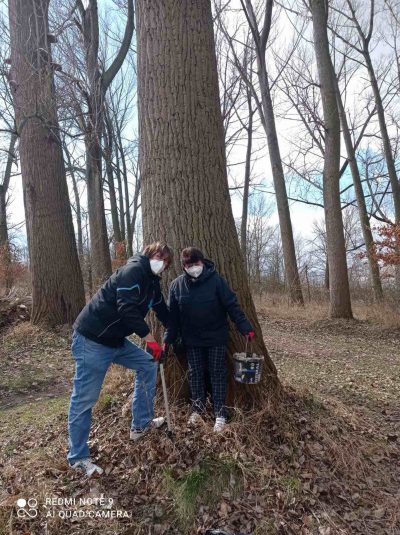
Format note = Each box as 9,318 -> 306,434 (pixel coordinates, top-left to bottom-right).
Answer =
164,247 -> 254,432
67,242 -> 172,476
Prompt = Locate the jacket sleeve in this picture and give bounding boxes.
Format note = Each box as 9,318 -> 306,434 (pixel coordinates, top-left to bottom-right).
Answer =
116,265 -> 150,338
163,282 -> 180,344
217,275 -> 252,335
152,281 -> 169,328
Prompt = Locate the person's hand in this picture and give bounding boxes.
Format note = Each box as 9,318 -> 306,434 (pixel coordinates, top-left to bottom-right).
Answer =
245,331 -> 255,340
146,341 -> 162,360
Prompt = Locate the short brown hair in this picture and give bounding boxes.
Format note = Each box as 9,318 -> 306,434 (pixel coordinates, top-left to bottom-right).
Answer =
143,242 -> 173,267
181,247 -> 205,265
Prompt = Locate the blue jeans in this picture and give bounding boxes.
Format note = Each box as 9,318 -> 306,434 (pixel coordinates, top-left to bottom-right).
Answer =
67,331 -> 157,464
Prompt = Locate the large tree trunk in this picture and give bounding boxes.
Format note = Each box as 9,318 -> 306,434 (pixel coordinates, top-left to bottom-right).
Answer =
311,0 -> 353,319
8,0 -> 85,324
136,0 -> 280,406
334,77 -> 383,301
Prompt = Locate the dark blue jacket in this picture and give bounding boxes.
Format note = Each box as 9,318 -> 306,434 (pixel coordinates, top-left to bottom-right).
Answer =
74,254 -> 168,347
164,259 -> 252,347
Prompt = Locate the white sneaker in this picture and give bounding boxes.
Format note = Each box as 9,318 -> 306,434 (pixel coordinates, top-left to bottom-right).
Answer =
71,458 -> 103,476
213,417 -> 226,433
130,417 -> 166,441
188,412 -> 204,426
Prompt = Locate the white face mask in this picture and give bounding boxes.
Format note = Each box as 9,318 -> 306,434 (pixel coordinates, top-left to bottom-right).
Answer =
150,258 -> 164,275
185,265 -> 203,278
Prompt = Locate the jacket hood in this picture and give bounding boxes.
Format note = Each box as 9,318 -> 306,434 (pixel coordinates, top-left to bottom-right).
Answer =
184,258 -> 216,284
128,253 -> 155,277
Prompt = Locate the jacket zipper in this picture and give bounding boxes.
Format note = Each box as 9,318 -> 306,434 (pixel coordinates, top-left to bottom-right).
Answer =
98,318 -> 121,337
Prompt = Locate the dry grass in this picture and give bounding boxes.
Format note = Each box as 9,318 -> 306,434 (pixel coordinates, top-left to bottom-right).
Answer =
254,293 -> 400,329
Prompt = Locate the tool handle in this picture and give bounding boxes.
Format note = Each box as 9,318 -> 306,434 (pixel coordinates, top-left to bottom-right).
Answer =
159,363 -> 172,432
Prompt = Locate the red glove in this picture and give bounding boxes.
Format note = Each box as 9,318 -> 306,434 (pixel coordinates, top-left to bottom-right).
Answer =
146,341 -> 162,361
246,331 -> 255,339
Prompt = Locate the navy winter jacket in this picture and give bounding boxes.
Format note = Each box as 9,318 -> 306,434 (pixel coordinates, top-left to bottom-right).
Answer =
164,259 -> 252,347
74,254 -> 169,347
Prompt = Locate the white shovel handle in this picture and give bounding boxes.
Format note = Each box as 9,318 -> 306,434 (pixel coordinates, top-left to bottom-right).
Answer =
159,362 -> 172,432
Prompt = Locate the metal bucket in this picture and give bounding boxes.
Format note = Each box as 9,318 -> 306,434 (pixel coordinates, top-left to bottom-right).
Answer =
233,338 -> 264,384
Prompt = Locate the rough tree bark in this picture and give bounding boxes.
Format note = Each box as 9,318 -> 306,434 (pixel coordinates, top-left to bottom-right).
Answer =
310,0 -> 353,318
75,0 -> 134,286
8,0 -> 85,324
136,0 -> 280,406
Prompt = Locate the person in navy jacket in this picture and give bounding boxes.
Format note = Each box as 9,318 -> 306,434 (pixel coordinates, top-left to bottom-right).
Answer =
68,242 -> 172,476
164,247 -> 254,432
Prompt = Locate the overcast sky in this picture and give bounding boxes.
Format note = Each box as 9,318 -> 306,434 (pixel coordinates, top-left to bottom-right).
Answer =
3,0 -> 397,248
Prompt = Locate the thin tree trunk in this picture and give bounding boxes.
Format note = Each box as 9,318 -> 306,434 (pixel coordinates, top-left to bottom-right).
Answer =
123,158 -> 132,256
115,146 -> 126,241
64,143 -> 84,261
325,258 -> 330,292
240,99 -> 253,271
116,130 -> 133,257
77,0 -> 134,286
363,53 -> 400,290
363,56 -> 400,223
0,133 -> 17,247
103,126 -> 122,244
311,0 -> 353,319
130,174 -> 140,248
8,0 -> 85,324
334,77 -> 383,300
241,0 -> 304,305
136,0 -> 280,406
258,58 -> 304,305
86,136 -> 112,282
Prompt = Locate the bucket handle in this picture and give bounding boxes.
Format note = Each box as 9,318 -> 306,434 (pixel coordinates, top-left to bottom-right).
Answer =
245,334 -> 252,354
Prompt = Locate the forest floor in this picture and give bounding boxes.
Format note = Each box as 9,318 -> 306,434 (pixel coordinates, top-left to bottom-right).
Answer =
0,299 -> 399,535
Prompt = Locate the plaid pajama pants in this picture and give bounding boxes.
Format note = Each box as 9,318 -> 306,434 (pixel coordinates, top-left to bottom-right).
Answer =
186,345 -> 227,419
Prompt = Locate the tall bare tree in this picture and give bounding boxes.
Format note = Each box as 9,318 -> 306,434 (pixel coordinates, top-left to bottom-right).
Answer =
333,74 -> 383,300
310,0 -> 353,318
74,0 -> 134,286
8,0 -> 85,324
0,132 -> 16,249
136,0 -> 280,404
233,0 -> 304,304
